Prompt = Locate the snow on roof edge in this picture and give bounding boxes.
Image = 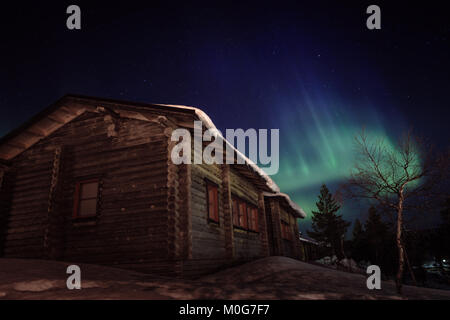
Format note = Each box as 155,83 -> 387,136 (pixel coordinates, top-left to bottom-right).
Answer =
263,192 -> 307,219
134,102 -> 305,218
192,108 -> 280,193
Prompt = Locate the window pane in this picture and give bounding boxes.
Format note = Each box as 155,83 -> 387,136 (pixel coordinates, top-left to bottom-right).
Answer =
214,189 -> 219,221
232,199 -> 239,226
80,182 -> 98,199
253,208 -> 258,231
78,199 -> 97,216
239,202 -> 247,228
247,206 -> 253,230
207,184 -> 218,221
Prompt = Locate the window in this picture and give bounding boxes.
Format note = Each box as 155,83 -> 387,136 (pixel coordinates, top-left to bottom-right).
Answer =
238,201 -> 247,229
232,196 -> 258,232
246,205 -> 253,230
232,197 -> 240,226
73,179 -> 99,218
247,205 -> 254,230
250,207 -> 259,232
281,221 -> 292,240
206,181 -> 219,223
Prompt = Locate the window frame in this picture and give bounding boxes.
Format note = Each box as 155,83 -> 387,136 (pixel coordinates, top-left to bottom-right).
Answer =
281,220 -> 292,241
231,194 -> 259,233
205,179 -> 220,224
232,197 -> 240,227
250,206 -> 259,232
238,200 -> 247,229
73,178 -> 100,219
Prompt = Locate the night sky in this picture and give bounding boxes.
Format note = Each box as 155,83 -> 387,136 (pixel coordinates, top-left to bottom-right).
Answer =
1,1 -> 449,232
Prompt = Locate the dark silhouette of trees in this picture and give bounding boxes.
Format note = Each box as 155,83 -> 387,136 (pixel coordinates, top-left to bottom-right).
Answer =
350,206 -> 395,276
307,184 -> 350,259
350,218 -> 366,262
344,129 -> 449,294
365,206 -> 389,264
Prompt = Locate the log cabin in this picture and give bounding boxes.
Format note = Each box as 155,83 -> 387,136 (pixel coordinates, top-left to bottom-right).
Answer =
0,94 -> 306,277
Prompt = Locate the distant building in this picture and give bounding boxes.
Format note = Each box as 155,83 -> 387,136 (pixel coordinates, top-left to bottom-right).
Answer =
0,94 -> 306,277
298,233 -> 321,261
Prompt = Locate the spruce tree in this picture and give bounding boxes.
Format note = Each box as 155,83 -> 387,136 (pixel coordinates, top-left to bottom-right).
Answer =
307,184 -> 350,259
351,219 -> 367,261
364,206 -> 388,264
352,219 -> 363,241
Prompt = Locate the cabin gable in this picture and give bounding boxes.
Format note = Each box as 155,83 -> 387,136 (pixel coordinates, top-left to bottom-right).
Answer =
0,108 -> 173,273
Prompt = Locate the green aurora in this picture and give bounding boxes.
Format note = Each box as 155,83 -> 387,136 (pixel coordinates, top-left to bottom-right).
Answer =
264,87 -> 410,232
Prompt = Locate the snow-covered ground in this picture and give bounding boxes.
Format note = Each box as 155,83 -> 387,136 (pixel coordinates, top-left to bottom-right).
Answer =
0,256 -> 449,300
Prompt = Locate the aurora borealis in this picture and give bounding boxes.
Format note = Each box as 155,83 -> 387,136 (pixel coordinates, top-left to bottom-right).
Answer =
1,2 -> 448,233
268,81 -> 409,232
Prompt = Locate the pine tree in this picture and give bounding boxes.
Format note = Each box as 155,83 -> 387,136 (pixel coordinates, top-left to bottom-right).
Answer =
437,198 -> 450,260
352,219 -> 363,241
364,206 -> 388,264
307,184 -> 350,259
351,218 -> 367,261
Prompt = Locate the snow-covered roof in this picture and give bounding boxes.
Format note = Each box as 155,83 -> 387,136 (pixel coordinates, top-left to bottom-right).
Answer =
152,103 -> 306,218
298,235 -> 319,245
146,102 -> 282,193
263,192 -> 306,218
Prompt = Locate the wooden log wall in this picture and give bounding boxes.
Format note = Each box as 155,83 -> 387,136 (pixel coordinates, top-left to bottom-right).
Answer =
279,205 -> 302,259
258,192 -> 270,257
268,198 -> 284,256
0,165 -> 14,256
263,198 -> 275,255
291,215 -> 303,259
1,101 -> 303,276
2,110 -> 172,274
221,164 -> 234,259
44,146 -> 65,259
2,145 -> 54,258
229,168 -> 264,260
190,162 -> 226,260
61,112 -> 170,269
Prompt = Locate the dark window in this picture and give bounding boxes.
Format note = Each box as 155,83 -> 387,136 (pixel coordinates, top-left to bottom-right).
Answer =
251,207 -> 259,232
73,179 -> 99,218
232,196 -> 258,232
281,221 -> 292,240
232,197 -> 240,226
238,201 -> 247,229
206,182 -> 219,223
246,205 -> 253,230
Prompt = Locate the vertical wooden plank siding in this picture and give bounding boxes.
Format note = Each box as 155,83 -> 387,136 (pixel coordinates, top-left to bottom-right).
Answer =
292,217 -> 303,259
178,163 -> 192,260
43,146 -> 62,259
269,199 -> 284,256
221,164 -> 234,259
258,192 -> 270,257
166,126 -> 182,275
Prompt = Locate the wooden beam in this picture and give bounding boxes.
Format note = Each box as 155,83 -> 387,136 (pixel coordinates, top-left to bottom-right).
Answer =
60,106 -> 79,116
46,115 -> 65,125
221,164 -> 235,260
258,192 -> 270,257
6,142 -> 26,150
25,129 -> 45,138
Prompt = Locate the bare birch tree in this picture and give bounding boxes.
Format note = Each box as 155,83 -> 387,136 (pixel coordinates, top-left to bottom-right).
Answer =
344,129 -> 449,294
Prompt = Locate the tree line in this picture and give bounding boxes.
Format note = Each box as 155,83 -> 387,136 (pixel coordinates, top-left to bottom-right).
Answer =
306,130 -> 449,294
